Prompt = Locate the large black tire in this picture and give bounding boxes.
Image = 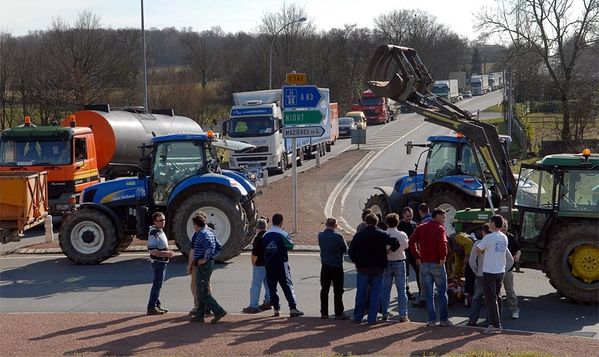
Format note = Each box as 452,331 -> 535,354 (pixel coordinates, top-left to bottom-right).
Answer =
59,208 -> 118,264
242,200 -> 258,248
276,154 -> 287,174
296,149 -> 303,167
171,191 -> 248,263
364,194 -> 389,220
116,234 -> 134,252
544,222 -> 599,304
428,189 -> 477,236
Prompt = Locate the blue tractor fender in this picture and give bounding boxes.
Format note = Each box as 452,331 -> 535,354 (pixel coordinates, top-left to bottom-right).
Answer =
168,172 -> 248,206
221,169 -> 256,197
75,202 -> 123,239
422,175 -> 483,202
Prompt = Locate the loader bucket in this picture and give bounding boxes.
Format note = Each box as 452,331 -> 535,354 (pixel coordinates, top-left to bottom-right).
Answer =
364,45 -> 433,102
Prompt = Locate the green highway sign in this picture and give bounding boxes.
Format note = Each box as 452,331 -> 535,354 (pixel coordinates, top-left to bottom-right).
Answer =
283,110 -> 323,125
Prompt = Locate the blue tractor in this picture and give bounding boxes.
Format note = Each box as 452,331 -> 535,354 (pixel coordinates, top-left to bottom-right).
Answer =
364,134 -> 511,234
59,132 -> 257,264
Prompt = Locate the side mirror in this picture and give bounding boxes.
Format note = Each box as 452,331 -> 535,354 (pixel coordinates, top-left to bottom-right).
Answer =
406,141 -> 413,155
221,121 -> 228,136
408,170 -> 417,177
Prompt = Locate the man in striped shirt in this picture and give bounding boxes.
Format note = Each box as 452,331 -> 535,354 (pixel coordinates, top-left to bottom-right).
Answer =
192,213 -> 227,323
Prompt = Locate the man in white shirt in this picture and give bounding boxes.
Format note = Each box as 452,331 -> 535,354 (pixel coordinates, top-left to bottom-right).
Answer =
476,215 -> 509,334
380,213 -> 410,322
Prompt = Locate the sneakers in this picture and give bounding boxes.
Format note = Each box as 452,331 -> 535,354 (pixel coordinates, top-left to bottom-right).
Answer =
426,321 -> 437,327
399,316 -> 410,323
466,320 -> 477,327
334,314 -> 349,320
511,311 -> 520,319
439,320 -> 454,327
289,308 -> 304,317
147,308 -> 165,315
259,302 -> 272,310
242,306 -> 260,314
273,309 -> 280,317
483,326 -> 502,334
211,311 -> 227,324
157,307 -> 168,313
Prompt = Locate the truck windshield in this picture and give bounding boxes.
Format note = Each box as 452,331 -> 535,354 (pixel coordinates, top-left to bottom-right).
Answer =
0,140 -> 71,165
361,97 -> 383,106
432,85 -> 449,94
471,82 -> 481,89
228,116 -> 274,137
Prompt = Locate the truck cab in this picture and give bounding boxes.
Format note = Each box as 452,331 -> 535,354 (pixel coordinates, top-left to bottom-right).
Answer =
351,90 -> 391,125
0,122 -> 99,214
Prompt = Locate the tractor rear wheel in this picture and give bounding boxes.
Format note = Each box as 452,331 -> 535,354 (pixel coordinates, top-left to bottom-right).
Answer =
545,222 -> 598,304
364,194 -> 389,220
428,189 -> 477,235
171,191 -> 248,263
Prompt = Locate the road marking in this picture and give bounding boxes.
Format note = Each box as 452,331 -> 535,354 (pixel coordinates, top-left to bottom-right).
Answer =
331,123 -> 426,234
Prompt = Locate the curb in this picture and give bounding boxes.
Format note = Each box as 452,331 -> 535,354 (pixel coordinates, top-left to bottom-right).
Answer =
10,244 -> 322,255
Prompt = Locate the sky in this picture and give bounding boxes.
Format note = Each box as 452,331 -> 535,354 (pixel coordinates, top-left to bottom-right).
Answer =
0,0 -> 494,40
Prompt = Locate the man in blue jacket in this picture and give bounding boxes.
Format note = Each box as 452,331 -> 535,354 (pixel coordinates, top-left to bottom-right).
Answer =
262,213 -> 304,317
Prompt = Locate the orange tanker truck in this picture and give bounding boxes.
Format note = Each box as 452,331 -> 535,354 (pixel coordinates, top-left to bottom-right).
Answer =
0,105 -> 202,216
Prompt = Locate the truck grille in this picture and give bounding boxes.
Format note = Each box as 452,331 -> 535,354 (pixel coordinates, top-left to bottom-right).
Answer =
237,157 -> 268,163
363,109 -> 377,117
244,146 -> 269,154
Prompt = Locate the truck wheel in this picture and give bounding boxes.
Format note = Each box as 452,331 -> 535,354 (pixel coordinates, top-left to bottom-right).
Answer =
297,149 -> 303,166
59,208 -> 118,264
116,234 -> 134,252
545,222 -> 598,304
242,200 -> 258,248
428,189 -> 476,236
365,194 -> 389,220
171,191 -> 248,262
276,155 -> 287,174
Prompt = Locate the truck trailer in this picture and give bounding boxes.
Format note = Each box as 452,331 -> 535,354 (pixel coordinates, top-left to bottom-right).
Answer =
431,79 -> 459,102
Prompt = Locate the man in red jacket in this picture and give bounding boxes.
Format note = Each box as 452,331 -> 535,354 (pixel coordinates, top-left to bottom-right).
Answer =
409,208 -> 452,327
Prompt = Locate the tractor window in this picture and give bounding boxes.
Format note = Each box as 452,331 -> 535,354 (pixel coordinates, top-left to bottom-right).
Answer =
426,142 -> 457,182
461,145 -> 487,178
515,167 -> 554,209
152,141 -> 204,206
559,170 -> 599,213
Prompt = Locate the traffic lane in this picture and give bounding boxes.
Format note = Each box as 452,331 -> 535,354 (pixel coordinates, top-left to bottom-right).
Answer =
1,253 -> 597,338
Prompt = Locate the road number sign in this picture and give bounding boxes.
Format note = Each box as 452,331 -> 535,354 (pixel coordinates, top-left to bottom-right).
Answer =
282,86 -> 323,108
286,72 -> 307,85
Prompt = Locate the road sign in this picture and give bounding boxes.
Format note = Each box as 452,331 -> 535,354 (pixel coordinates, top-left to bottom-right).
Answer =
282,85 -> 322,108
283,110 -> 323,125
283,126 -> 325,138
286,72 -> 307,85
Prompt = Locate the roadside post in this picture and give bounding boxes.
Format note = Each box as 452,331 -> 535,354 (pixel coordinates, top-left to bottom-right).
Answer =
282,79 -> 326,233
351,127 -> 366,149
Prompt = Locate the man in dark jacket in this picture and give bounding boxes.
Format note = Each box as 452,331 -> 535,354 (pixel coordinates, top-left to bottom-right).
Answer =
318,217 -> 348,320
349,213 -> 400,324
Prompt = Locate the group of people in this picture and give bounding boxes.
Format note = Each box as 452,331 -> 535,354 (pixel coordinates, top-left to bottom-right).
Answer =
145,204 -> 520,333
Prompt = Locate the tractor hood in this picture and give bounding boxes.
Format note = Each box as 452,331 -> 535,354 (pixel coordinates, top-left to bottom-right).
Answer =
212,139 -> 255,152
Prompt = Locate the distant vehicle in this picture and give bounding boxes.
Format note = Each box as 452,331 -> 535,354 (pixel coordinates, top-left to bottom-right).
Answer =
470,75 -> 489,96
431,79 -> 460,102
345,111 -> 367,129
338,117 -> 356,137
449,71 -> 467,92
351,90 -> 393,125
460,90 -> 472,98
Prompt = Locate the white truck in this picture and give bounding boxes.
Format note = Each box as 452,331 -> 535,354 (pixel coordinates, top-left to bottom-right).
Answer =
470,74 -> 489,96
431,79 -> 459,102
223,89 -> 331,173
449,71 -> 467,92
488,72 -> 503,91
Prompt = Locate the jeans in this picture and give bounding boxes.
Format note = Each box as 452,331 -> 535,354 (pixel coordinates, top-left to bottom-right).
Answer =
468,275 -> 487,323
503,270 -> 519,313
320,264 -> 344,316
406,250 -> 423,301
380,261 -> 408,317
249,265 -> 270,309
354,272 -> 383,324
147,261 -> 167,310
420,262 -> 449,323
195,260 -> 226,320
266,262 -> 297,310
464,263 -> 476,296
483,272 -> 504,328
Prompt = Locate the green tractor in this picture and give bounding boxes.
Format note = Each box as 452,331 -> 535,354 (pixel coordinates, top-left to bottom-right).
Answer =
454,151 -> 599,304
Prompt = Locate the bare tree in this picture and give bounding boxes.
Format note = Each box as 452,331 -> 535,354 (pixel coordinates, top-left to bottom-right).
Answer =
0,32 -> 16,129
181,27 -> 223,89
477,0 -> 599,141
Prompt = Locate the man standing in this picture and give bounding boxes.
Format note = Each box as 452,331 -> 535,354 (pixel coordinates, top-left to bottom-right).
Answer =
318,217 -> 348,320
476,215 -> 509,334
262,213 -> 304,317
349,213 -> 400,324
192,213 -> 227,323
380,213 -> 410,322
147,212 -> 175,315
242,218 -> 271,313
398,207 -> 425,308
409,208 -> 452,327
501,220 -> 521,319
418,203 -> 432,224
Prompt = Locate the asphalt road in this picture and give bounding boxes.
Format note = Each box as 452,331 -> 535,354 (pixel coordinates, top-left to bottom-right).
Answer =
1,252 -> 597,339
